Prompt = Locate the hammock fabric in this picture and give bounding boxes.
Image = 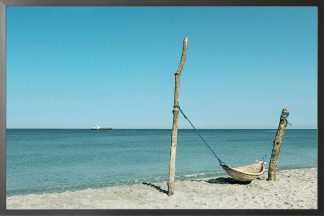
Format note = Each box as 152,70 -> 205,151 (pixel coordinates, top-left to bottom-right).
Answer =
221,161 -> 265,182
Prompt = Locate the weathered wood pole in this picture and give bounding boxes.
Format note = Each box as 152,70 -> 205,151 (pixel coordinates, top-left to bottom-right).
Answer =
167,37 -> 188,196
268,108 -> 289,181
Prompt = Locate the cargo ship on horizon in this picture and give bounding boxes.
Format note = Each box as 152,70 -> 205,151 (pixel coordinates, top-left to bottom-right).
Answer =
91,125 -> 112,130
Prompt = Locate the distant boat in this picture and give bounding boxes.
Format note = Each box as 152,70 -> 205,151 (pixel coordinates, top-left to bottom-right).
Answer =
91,125 -> 112,130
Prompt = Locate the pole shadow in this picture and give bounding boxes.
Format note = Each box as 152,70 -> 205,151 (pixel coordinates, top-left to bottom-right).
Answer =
142,182 -> 168,194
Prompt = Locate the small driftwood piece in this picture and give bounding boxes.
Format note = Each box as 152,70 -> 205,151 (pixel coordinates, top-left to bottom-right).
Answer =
167,37 -> 188,196
268,108 -> 289,181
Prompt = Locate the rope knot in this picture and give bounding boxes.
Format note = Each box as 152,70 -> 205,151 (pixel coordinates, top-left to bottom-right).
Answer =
173,105 -> 180,109
280,110 -> 291,127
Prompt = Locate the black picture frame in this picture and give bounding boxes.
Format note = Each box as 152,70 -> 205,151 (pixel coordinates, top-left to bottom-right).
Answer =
0,0 -> 322,215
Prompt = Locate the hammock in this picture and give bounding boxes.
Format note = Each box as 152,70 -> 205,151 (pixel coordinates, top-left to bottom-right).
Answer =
221,161 -> 265,182
175,105 -> 275,182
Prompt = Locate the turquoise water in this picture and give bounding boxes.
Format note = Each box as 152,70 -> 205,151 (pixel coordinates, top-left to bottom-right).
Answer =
6,129 -> 317,197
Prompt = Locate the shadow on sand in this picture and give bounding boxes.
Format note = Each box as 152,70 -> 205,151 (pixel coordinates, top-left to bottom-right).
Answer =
191,177 -> 252,185
142,182 -> 168,194
142,177 -> 254,194
206,177 -> 252,184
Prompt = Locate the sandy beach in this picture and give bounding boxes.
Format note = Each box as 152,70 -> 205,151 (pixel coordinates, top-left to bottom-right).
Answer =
6,167 -> 317,209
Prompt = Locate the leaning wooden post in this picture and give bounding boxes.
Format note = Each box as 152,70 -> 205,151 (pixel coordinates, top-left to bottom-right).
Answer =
268,108 -> 289,181
167,37 -> 188,196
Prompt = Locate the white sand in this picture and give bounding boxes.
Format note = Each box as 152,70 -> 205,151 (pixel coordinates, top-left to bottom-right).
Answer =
6,168 -> 317,209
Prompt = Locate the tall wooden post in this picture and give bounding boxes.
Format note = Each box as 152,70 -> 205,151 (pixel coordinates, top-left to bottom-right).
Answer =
167,37 -> 188,196
268,108 -> 289,181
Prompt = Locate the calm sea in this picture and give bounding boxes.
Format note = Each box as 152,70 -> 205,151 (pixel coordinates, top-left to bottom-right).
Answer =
6,129 -> 317,197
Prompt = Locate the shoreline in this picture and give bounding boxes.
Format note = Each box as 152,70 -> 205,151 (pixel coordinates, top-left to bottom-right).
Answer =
7,167 -> 317,209
6,165 -> 316,198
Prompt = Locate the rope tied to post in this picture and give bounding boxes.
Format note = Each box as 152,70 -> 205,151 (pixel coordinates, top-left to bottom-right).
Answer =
173,105 -> 225,166
281,109 -> 291,127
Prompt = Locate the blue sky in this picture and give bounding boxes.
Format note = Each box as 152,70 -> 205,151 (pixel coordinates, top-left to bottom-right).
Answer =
6,6 -> 317,129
